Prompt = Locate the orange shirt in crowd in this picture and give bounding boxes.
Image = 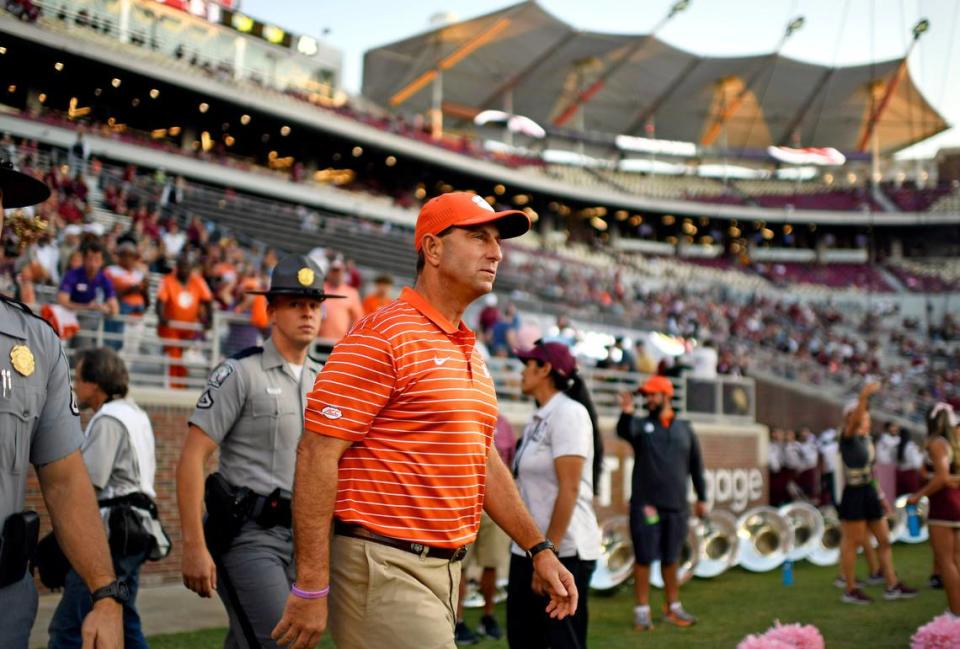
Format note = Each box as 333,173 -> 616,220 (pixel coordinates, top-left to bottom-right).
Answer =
105,265 -> 146,310
318,282 -> 362,342
304,287 -> 498,548
157,272 -> 213,325
362,293 -> 392,315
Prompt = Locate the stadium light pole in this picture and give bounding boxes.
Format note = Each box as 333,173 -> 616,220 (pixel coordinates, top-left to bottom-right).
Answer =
857,18 -> 930,153
553,0 -> 692,128
701,15 -> 804,148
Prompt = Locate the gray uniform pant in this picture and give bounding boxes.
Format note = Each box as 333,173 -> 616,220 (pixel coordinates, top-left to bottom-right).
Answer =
218,522 -> 295,649
0,573 -> 39,649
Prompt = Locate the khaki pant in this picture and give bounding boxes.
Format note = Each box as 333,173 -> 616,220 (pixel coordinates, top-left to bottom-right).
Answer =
329,535 -> 462,649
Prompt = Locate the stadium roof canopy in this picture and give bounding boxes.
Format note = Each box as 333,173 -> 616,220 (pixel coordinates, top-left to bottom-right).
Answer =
362,1 -> 948,154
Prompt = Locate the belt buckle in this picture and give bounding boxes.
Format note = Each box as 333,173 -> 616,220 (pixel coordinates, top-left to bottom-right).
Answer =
452,546 -> 468,562
411,542 -> 429,559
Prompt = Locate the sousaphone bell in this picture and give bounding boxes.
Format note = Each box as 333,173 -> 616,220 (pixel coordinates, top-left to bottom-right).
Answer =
735,506 -> 792,572
807,506 -> 842,566
693,510 -> 739,578
778,502 -> 825,562
590,516 -> 635,594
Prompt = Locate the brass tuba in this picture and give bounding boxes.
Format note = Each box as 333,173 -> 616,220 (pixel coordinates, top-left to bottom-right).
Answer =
778,502 -> 825,561
692,510 -> 739,578
735,506 -> 792,572
589,516 -> 635,593
807,506 -> 842,566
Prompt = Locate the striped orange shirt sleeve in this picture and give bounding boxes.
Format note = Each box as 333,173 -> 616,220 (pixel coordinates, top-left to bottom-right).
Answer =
304,328 -> 396,441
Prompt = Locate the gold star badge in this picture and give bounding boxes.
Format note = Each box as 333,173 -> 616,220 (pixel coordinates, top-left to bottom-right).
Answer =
10,344 -> 35,377
297,267 -> 315,287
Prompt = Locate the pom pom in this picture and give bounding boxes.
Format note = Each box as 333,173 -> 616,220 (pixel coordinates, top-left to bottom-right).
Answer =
738,621 -> 825,649
911,613 -> 960,649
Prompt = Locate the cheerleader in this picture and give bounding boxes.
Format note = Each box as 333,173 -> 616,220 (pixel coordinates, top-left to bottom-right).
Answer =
908,403 -> 960,616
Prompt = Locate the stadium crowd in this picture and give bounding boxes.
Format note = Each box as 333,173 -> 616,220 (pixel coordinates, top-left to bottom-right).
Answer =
1,135 -> 957,425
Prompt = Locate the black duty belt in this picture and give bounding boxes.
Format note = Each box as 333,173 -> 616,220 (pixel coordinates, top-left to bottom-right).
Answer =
334,521 -> 468,562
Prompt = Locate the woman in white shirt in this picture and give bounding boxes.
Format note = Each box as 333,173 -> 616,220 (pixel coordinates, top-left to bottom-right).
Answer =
507,341 -> 603,649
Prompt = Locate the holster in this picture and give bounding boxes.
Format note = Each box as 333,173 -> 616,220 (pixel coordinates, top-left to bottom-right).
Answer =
0,511 -> 39,588
203,473 -> 254,558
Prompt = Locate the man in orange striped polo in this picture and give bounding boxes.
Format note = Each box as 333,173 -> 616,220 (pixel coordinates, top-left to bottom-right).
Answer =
273,193 -> 578,649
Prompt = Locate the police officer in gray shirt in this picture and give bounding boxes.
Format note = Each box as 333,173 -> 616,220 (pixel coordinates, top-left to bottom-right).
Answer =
176,255 -> 342,648
0,159 -> 123,648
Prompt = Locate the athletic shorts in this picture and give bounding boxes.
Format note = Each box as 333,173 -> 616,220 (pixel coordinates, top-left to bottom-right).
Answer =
629,505 -> 688,565
839,484 -> 884,522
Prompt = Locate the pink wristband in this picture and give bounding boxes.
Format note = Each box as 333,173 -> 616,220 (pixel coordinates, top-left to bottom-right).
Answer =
291,583 -> 330,599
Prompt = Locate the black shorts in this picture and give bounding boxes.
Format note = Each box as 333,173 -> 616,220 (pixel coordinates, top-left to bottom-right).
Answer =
839,484 -> 884,521
629,505 -> 688,565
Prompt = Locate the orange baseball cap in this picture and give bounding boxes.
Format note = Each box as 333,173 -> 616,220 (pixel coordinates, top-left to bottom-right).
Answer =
637,375 -> 675,397
414,192 -> 531,252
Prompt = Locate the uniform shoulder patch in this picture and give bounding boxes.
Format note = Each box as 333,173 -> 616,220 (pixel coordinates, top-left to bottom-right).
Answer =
207,361 -> 236,389
230,345 -> 264,360
197,389 -> 214,409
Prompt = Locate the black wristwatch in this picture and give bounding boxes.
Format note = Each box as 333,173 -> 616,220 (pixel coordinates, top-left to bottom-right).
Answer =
91,580 -> 130,606
526,539 -> 558,559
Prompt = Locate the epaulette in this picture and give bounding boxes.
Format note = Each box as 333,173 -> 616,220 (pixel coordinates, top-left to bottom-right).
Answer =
0,294 -> 58,335
230,345 -> 264,360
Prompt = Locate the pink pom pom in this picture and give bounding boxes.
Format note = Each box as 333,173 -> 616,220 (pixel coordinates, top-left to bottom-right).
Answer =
765,622 -> 826,649
911,613 -> 960,649
737,634 -> 792,649
738,621 -> 825,649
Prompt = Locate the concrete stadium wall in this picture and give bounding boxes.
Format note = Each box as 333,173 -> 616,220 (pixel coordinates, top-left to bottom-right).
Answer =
25,391 -> 767,588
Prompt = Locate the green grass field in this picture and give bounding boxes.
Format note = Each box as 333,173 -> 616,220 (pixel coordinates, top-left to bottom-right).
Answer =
149,543 -> 946,648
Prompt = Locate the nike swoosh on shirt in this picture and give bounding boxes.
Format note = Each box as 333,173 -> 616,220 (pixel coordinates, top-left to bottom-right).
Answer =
433,356 -> 450,365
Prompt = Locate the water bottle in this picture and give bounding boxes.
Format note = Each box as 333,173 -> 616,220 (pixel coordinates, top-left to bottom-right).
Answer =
906,504 -> 921,538
782,559 -> 794,586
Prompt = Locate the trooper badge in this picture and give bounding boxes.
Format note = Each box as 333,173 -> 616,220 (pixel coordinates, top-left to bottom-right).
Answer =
10,344 -> 35,377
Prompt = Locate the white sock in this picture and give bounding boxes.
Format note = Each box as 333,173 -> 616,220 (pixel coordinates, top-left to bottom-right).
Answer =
634,604 -> 650,616
670,601 -> 683,613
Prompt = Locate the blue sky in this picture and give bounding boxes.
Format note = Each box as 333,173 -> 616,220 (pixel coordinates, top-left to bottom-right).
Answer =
240,0 -> 958,159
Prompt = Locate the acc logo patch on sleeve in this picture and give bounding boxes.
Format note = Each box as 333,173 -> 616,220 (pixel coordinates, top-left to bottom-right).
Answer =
207,362 -> 235,389
197,389 -> 215,409
321,406 -> 342,420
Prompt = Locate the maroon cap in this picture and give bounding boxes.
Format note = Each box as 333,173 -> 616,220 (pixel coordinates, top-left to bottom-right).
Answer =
515,341 -> 577,378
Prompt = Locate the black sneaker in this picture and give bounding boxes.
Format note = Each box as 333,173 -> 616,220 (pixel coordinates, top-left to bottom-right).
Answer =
479,614 -> 503,640
455,621 -> 480,645
884,582 -> 918,600
930,574 -> 944,589
842,588 -> 873,605
866,571 -> 886,586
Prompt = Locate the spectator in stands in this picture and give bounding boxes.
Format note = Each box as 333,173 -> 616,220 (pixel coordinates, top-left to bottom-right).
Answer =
104,241 -> 149,352
57,238 -> 119,317
635,340 -> 656,375
317,257 -> 361,344
68,132 -> 90,174
362,273 -> 394,315
161,219 -> 187,261
478,293 -> 500,342
689,340 -> 718,379
344,258 -> 362,290
615,337 -> 636,373
489,302 -> 519,357
156,254 -> 213,388
790,428 -> 820,502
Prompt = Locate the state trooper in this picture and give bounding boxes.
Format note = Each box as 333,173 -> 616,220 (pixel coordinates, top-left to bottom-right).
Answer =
176,254 -> 343,648
0,159 -> 123,648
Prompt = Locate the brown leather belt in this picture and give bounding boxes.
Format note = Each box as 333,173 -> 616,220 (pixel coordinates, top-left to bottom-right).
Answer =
334,520 -> 468,562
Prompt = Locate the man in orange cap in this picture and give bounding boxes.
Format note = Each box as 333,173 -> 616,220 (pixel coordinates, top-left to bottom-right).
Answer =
273,192 -> 577,649
618,374 -> 708,632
